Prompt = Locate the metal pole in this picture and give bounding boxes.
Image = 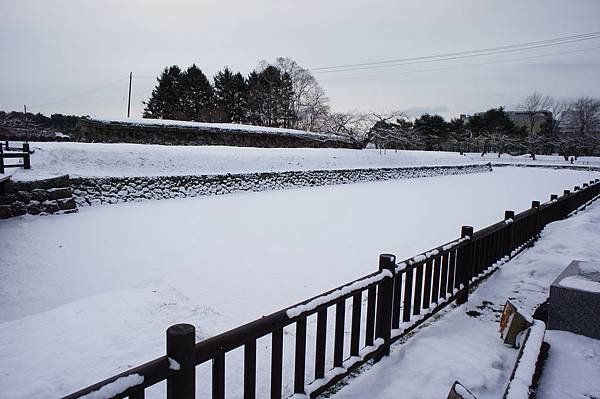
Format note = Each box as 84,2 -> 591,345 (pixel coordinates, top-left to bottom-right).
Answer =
24,105 -> 29,143
127,72 -> 132,118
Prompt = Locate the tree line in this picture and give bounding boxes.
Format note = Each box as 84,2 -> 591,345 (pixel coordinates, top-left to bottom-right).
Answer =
143,58 -> 599,157
143,57 -> 329,132
331,93 -> 600,159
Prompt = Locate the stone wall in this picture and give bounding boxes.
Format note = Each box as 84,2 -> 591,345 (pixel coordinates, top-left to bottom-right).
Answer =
0,175 -> 77,219
71,164 -> 491,206
77,118 -> 356,148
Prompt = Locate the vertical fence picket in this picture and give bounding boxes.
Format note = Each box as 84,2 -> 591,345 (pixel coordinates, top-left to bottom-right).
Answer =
365,286 -> 377,346
334,299 -> 345,368
431,257 -> 441,305
440,254 -> 449,301
212,353 -> 225,399
392,273 -> 402,329
293,318 -> 306,395
447,249 -> 456,296
402,269 -> 413,322
350,293 -> 361,356
244,340 -> 257,399
423,260 -> 433,309
129,389 -> 145,399
412,262 -> 423,315
315,309 -> 327,380
271,328 -> 283,399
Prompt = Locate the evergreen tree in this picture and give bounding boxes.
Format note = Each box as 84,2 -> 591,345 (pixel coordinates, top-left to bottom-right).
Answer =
213,67 -> 248,123
180,64 -> 215,121
246,65 -> 296,127
143,65 -> 184,120
414,114 -> 449,150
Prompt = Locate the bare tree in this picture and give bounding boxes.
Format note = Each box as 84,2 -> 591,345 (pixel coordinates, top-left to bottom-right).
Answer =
568,96 -> 600,156
322,111 -> 374,147
261,57 -> 331,132
570,96 -> 600,136
518,91 -> 553,159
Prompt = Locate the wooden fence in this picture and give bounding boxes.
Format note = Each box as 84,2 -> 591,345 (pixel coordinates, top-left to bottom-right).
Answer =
0,142 -> 31,174
62,178 -> 600,399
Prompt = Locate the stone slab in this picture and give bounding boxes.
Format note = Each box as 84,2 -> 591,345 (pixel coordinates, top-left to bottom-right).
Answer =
548,260 -> 600,339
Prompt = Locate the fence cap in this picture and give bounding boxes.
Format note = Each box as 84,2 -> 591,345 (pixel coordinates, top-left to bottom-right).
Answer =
167,323 -> 195,337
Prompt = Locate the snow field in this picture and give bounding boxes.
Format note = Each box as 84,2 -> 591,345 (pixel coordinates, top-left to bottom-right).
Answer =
5,141 -> 480,181
0,167 -> 598,398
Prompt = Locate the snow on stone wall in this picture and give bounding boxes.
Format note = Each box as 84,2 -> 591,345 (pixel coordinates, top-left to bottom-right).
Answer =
77,117 -> 356,149
71,164 -> 491,206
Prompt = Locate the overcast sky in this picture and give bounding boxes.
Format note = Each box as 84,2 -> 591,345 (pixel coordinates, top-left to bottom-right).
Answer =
1,0 -> 599,120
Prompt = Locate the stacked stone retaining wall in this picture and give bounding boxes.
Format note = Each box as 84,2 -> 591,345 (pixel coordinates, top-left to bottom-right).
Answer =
77,118 -> 356,148
71,164 -> 491,206
0,175 -> 77,218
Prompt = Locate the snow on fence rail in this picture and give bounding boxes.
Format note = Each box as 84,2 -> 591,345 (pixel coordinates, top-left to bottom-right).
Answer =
62,178 -> 600,399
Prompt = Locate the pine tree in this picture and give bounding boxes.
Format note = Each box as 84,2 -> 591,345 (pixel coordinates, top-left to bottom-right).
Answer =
180,64 -> 215,121
143,65 -> 184,120
213,67 -> 248,123
246,65 -> 297,127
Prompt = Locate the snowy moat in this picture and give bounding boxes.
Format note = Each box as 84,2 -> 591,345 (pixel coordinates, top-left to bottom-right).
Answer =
0,167 -> 598,398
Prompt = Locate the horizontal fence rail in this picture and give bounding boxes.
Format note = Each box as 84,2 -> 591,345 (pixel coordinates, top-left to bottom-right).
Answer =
0,142 -> 31,173
62,178 -> 600,399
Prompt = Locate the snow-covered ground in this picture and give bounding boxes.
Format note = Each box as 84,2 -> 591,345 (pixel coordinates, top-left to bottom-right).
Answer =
4,142 -> 480,181
332,195 -> 600,399
537,330 -> 600,399
466,152 -> 600,168
0,167 -> 598,398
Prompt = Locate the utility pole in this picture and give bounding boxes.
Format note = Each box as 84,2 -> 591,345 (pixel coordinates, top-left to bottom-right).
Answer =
127,72 -> 132,118
24,105 -> 29,143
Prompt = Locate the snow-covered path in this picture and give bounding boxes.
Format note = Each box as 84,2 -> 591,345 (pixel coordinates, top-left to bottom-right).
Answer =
0,167 -> 598,398
332,195 -> 600,399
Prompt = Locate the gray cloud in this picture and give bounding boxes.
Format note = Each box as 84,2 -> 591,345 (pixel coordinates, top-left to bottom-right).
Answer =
1,0 -> 599,120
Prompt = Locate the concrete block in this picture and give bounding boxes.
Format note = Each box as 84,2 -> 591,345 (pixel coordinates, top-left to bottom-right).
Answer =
548,260 -> 600,339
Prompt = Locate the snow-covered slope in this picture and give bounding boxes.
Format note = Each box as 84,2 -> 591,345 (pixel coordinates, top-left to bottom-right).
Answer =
7,142 -> 482,180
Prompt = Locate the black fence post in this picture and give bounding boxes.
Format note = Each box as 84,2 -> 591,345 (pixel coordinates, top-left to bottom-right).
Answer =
531,201 -> 541,244
167,323 -> 196,399
504,210 -> 515,255
456,226 -> 473,305
22,143 -> 31,169
0,144 -> 4,174
374,253 -> 395,362
563,189 -> 571,218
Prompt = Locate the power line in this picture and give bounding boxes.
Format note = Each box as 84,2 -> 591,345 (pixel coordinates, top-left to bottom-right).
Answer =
320,45 -> 600,82
29,76 -> 129,110
311,31 -> 600,73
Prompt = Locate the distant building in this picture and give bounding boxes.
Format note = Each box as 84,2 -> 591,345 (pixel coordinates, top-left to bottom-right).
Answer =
505,110 -> 552,134
558,110 -> 600,136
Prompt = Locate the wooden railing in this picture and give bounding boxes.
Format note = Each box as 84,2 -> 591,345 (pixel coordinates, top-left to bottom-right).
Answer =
62,178 -> 600,399
0,142 -> 31,173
